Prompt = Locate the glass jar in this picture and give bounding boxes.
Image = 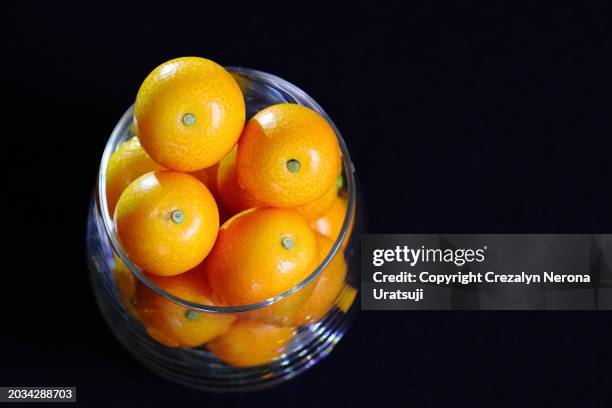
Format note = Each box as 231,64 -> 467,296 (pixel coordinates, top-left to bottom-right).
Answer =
86,67 -> 360,392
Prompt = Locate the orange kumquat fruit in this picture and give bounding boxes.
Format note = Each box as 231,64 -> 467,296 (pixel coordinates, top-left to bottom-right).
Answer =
115,171 -> 219,276
310,196 -> 348,243
135,57 -> 245,171
106,136 -> 165,215
216,146 -> 262,215
136,266 -> 234,348
208,320 -> 296,367
205,208 -> 318,306
290,234 -> 347,325
237,103 -> 340,207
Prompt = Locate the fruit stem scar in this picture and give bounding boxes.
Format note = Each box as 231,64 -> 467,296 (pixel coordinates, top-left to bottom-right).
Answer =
171,210 -> 185,224
281,236 -> 295,250
185,310 -> 199,320
286,159 -> 301,173
182,113 -> 196,126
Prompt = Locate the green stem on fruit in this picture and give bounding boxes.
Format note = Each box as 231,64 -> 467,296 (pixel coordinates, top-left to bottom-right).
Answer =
286,159 -> 301,173
182,113 -> 196,126
171,210 -> 185,224
185,310 -> 199,320
281,236 -> 295,250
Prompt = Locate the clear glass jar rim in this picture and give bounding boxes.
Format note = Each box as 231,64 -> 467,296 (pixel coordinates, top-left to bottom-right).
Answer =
96,66 -> 357,313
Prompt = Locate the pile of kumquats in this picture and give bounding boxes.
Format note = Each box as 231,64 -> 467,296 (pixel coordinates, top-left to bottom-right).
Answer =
107,56 -> 356,367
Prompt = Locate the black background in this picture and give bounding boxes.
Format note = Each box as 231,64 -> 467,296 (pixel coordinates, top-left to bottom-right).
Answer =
4,1 -> 612,406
